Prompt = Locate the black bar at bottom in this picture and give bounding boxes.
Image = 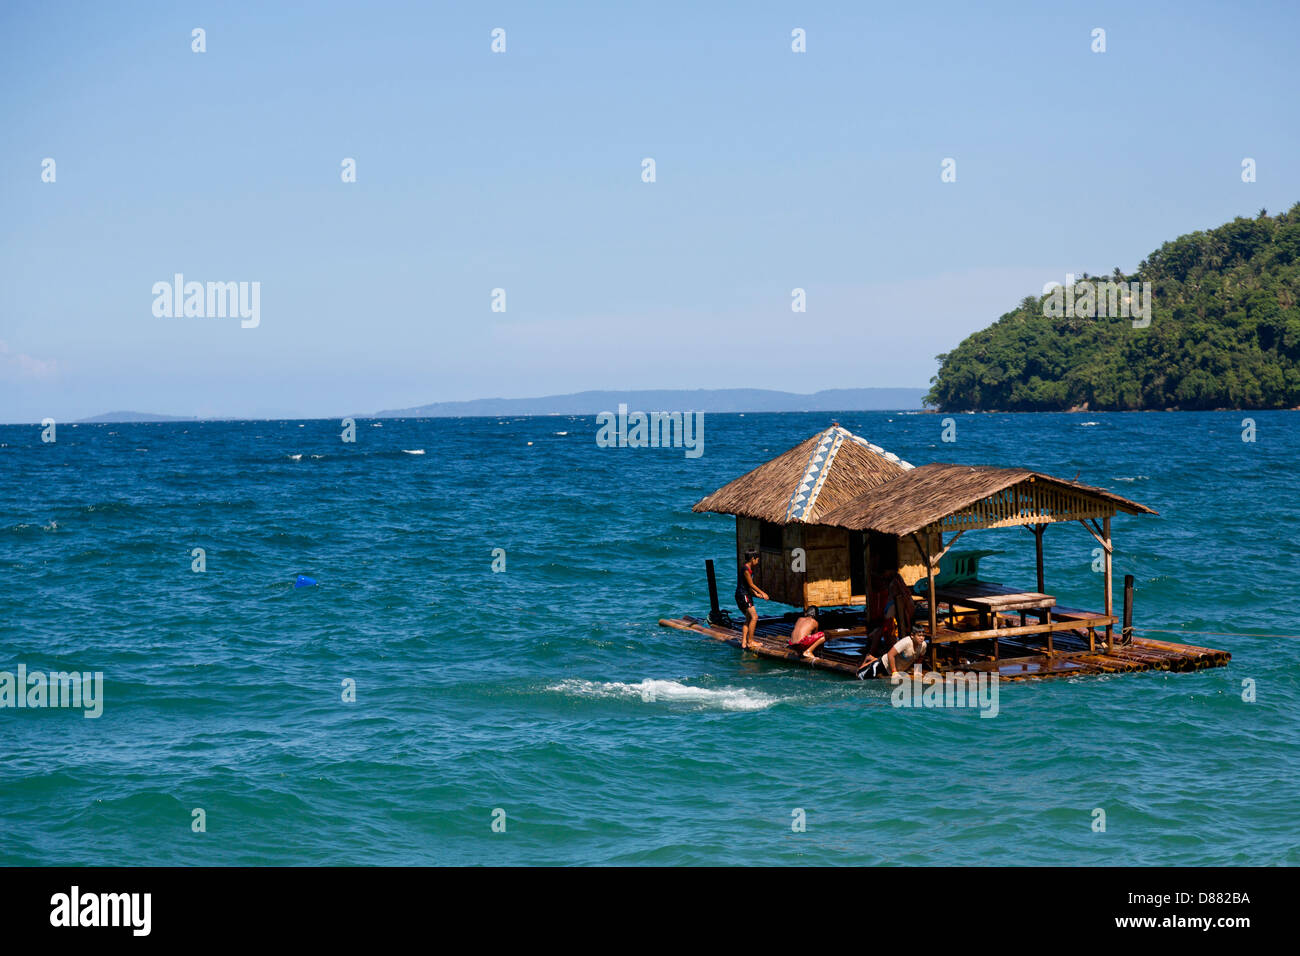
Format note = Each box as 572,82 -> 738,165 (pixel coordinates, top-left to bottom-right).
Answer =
0,866 -> 1278,942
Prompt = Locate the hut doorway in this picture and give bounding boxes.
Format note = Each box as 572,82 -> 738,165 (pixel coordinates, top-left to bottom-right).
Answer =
848,531 -> 866,596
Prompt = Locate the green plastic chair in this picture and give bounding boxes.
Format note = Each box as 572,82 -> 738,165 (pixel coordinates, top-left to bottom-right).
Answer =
913,549 -> 1003,593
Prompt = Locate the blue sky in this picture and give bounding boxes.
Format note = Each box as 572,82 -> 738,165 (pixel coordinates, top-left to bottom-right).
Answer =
2,0 -> 1298,421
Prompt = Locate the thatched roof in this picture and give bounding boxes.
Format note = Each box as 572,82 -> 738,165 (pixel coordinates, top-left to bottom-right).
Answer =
817,463 -> 1155,536
692,425 -> 914,524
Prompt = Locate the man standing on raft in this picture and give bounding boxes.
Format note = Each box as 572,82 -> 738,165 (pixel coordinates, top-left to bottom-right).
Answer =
736,549 -> 768,651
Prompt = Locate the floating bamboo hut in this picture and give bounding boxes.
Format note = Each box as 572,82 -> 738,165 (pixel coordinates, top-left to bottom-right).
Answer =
661,426 -> 1230,681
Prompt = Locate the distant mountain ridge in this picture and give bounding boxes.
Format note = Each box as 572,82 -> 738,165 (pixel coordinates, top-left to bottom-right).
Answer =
75,411 -> 198,423
66,387 -> 927,424
372,387 -> 927,418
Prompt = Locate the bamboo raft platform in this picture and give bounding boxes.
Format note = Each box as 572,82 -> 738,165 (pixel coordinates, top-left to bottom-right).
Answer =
658,610 -> 1230,681
670,424 -> 1232,684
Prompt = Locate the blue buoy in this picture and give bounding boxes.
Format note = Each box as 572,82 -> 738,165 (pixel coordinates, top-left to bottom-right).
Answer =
294,575 -> 317,588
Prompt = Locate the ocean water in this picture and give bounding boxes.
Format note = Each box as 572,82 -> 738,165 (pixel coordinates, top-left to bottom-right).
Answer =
1,410 -> 1297,866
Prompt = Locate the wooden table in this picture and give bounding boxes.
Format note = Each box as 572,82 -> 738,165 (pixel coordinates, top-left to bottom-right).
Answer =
932,582 -> 1057,659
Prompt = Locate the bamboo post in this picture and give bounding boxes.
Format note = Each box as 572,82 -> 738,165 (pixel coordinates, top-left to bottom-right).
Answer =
1034,523 -> 1045,594
705,559 -> 721,624
1036,522 -> 1050,653
1122,574 -> 1134,645
1103,515 -> 1113,648
927,533 -> 938,668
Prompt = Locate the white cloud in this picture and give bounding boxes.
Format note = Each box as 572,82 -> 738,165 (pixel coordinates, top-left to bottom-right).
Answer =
0,340 -> 58,380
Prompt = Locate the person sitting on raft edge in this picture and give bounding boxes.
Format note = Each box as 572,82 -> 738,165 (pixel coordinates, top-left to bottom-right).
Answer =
735,549 -> 768,651
787,605 -> 827,661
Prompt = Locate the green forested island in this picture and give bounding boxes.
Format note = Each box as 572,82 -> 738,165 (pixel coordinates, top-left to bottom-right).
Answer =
926,204 -> 1300,411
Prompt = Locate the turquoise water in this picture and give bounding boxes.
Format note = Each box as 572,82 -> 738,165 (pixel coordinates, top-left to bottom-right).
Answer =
1,411 -> 1296,866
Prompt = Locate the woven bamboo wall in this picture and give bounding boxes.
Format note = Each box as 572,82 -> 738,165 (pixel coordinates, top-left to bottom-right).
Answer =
803,524 -> 854,607
734,520 -> 931,608
897,532 -> 932,588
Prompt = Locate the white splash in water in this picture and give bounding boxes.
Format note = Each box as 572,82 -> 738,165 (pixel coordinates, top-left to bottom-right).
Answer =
549,678 -> 781,712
